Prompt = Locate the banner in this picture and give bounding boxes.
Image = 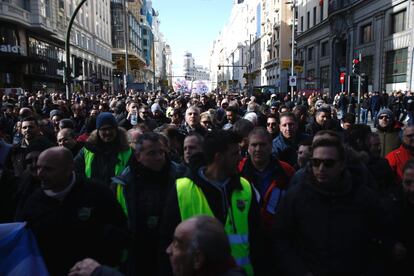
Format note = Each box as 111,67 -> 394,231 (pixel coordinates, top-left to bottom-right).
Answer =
172,79 -> 211,94
0,222 -> 49,276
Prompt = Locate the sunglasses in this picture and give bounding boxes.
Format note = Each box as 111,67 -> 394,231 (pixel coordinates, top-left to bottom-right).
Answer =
310,158 -> 339,168
378,116 -> 390,120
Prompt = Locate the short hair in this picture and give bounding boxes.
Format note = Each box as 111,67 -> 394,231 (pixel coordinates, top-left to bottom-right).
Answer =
279,112 -> 297,123
225,105 -> 239,114
313,130 -> 341,140
232,119 -> 254,138
203,130 -> 241,164
58,128 -> 75,139
21,116 -> 39,126
311,137 -> 346,161
315,106 -> 331,115
341,113 -> 356,124
135,132 -> 162,153
248,127 -> 272,143
187,216 -> 231,269
185,132 -> 204,145
200,112 -> 212,121
186,106 -> 200,115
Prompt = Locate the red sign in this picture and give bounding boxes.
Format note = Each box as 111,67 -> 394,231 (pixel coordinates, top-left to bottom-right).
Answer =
340,73 -> 346,84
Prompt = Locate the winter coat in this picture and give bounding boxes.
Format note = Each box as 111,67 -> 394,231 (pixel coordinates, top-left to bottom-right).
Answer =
74,128 -> 132,187
386,145 -> 414,184
375,121 -> 402,158
272,167 -> 389,276
111,159 -> 187,276
16,176 -> 128,276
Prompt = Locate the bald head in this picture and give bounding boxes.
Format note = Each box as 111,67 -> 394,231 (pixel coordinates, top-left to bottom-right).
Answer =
37,147 -> 74,192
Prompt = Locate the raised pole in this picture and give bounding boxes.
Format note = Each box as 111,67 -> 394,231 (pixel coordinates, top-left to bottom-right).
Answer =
65,0 -> 87,100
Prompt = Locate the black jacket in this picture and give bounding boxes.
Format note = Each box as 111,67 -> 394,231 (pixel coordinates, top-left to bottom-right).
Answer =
16,176 -> 128,276
159,169 -> 267,276
111,159 -> 187,276
272,168 -> 389,276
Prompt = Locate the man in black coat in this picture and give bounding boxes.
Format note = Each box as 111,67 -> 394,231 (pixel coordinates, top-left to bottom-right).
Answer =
16,147 -> 128,276
272,137 -> 389,276
111,132 -> 186,276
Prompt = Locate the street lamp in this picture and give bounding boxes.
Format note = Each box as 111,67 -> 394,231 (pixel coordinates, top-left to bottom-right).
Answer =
64,0 -> 87,100
287,0 -> 296,99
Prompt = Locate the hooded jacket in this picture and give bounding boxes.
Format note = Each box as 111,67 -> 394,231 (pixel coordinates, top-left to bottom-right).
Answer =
74,127 -> 132,187
375,109 -> 402,157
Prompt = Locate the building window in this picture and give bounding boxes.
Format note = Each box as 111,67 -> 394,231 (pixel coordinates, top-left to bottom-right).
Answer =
320,66 -> 329,89
307,11 -> 310,29
313,7 -> 316,26
391,9 -> 406,34
320,4 -> 323,22
360,24 -> 373,44
301,16 -> 304,32
385,48 -> 408,83
321,41 -> 329,57
308,47 -> 313,61
361,55 -> 373,85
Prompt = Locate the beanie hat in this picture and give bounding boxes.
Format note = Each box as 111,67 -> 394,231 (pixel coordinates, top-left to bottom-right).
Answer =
49,109 -> 62,119
376,108 -> 394,120
96,112 -> 117,129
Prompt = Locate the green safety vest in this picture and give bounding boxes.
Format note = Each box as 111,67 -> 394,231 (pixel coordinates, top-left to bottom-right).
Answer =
84,148 -> 132,179
176,177 -> 254,276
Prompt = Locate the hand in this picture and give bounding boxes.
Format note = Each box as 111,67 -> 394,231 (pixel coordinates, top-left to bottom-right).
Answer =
68,258 -> 101,276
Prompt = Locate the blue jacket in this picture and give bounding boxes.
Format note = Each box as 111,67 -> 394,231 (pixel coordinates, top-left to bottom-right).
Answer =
272,133 -> 310,166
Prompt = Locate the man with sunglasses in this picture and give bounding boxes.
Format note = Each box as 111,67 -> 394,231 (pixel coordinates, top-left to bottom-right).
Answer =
375,108 -> 402,157
273,137 -> 388,276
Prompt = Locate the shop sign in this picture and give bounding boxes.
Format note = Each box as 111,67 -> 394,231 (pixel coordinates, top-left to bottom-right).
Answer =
0,44 -> 21,54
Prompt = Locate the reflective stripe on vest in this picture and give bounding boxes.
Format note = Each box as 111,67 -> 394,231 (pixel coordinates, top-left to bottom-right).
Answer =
84,148 -> 132,178
117,184 -> 128,217
176,177 -> 254,276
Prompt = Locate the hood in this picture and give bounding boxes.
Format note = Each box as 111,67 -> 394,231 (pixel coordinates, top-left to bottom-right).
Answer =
375,108 -> 395,130
85,127 -> 130,153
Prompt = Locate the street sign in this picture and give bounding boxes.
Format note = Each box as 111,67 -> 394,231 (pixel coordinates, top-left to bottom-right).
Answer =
289,76 -> 297,87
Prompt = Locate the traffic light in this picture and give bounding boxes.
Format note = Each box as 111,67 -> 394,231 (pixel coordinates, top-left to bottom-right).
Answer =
352,58 -> 360,75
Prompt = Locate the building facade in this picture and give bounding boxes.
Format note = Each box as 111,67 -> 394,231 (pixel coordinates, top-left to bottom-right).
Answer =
296,0 -> 414,96
0,0 -> 113,93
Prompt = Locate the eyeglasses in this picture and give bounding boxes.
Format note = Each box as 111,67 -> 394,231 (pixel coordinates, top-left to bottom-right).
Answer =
201,121 -> 212,124
310,158 -> 339,168
378,116 -> 390,120
267,123 -> 277,126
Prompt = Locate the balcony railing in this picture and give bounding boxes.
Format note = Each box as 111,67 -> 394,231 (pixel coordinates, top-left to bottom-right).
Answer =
0,2 -> 31,25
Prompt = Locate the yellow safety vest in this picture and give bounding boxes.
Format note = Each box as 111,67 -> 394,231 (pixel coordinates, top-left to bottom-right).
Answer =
176,177 -> 253,276
84,148 -> 132,179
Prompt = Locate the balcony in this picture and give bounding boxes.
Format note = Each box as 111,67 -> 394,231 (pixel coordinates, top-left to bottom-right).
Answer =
264,58 -> 279,69
0,2 -> 31,26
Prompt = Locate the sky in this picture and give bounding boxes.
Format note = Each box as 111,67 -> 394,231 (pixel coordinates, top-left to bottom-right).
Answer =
153,0 -> 234,76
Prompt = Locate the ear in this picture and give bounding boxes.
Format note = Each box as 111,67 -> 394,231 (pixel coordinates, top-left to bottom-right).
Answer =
193,251 -> 205,270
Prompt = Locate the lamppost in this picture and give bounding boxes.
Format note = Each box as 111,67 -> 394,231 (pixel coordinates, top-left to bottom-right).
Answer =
64,0 -> 87,100
65,0 -> 129,98
287,0 -> 296,99
123,0 -> 129,92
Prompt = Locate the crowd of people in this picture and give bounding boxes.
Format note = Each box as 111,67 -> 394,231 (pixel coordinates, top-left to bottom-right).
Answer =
1,88 -> 414,276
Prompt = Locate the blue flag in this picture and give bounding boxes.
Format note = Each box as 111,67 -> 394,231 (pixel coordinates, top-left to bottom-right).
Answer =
0,222 -> 49,276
